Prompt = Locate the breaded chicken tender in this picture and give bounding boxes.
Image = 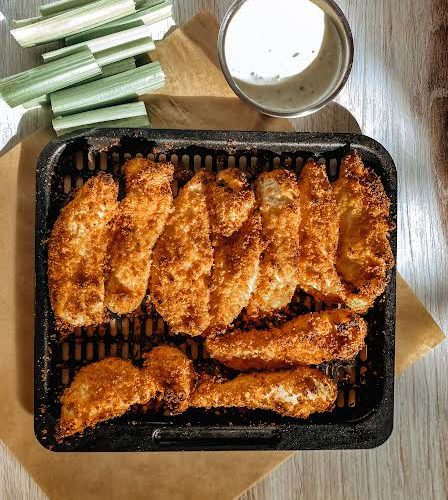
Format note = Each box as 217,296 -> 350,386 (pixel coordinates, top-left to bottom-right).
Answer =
48,174 -> 118,328
246,169 -> 301,319
205,309 -> 367,371
209,212 -> 264,331
333,152 -> 394,313
58,357 -> 160,437
151,171 -> 214,336
59,346 -> 194,436
209,168 -> 256,240
105,159 -> 174,315
143,345 -> 195,413
190,367 -> 337,418
297,160 -> 346,304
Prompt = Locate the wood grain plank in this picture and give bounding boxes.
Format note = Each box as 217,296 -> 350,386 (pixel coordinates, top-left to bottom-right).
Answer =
0,1 -> 447,500
427,0 -> 448,236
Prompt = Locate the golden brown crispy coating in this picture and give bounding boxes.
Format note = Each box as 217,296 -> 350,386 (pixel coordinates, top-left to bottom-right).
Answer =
190,367 -> 337,418
151,171 -> 214,336
143,345 -> 195,414
333,152 -> 394,313
59,346 -> 193,436
105,159 -> 174,314
48,174 -> 118,328
297,160 -> 346,304
209,211 -> 265,331
59,357 -> 160,437
205,309 -> 367,371
208,168 -> 256,240
123,157 -> 153,181
246,169 -> 301,319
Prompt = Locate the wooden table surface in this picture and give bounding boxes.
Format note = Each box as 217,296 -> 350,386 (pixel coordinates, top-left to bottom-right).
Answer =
1,0 -> 447,499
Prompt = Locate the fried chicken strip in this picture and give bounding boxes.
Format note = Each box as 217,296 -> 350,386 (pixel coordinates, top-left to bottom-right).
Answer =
105,159 -> 174,315
48,174 -> 118,328
151,171 -> 214,336
333,152 -> 394,313
59,357 -> 160,437
143,345 -> 195,413
59,346 -> 194,437
208,172 -> 264,331
246,169 -> 301,319
209,213 -> 264,331
209,168 -> 256,240
205,310 -> 367,371
297,160 -> 346,304
190,367 -> 337,418
208,168 -> 263,331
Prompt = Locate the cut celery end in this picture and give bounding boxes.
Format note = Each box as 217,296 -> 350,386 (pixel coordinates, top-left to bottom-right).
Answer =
43,24 -> 157,62
1,49 -> 102,109
52,101 -> 148,131
50,62 -> 165,115
55,115 -> 151,136
11,0 -> 136,47
141,16 -> 175,41
95,37 -> 155,67
66,57 -> 137,88
64,1 -> 171,44
40,0 -> 93,17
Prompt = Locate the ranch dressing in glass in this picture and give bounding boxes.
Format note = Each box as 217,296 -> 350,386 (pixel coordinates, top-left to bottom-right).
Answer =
223,0 -> 343,113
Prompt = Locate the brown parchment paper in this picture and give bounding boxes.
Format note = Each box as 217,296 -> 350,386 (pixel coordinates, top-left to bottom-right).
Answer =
0,11 -> 445,500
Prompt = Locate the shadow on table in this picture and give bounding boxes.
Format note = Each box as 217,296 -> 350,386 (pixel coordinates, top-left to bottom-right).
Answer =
291,101 -> 361,134
146,94 -> 361,134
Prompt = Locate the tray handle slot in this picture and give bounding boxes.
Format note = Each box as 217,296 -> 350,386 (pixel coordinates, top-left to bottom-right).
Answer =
152,428 -> 281,448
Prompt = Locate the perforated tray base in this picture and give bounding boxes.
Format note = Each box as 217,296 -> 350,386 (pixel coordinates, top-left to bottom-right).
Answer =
35,129 -> 396,451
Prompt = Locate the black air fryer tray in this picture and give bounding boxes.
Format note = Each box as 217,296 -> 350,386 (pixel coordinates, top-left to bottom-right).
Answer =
35,129 -> 397,451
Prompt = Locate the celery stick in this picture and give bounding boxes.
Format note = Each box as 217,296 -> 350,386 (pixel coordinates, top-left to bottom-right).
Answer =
69,20 -> 147,45
140,16 -> 175,41
108,1 -> 172,28
95,38 -> 154,67
50,62 -> 165,115
21,95 -> 50,109
11,0 -> 136,47
55,115 -> 151,136
99,58 -> 136,77
0,69 -> 33,87
10,17 -> 43,29
52,101 -> 149,135
1,49 -> 101,108
42,25 -> 156,62
135,0 -> 164,8
17,59 -> 136,109
68,57 -> 137,85
1,48 -> 99,88
65,1 -> 172,44
40,0 -> 93,17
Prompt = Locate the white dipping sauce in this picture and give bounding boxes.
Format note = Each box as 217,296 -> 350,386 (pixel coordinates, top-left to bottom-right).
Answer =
224,0 -> 343,113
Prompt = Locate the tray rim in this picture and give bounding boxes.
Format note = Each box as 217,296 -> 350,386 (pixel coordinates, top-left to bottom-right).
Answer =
34,128 -> 397,452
